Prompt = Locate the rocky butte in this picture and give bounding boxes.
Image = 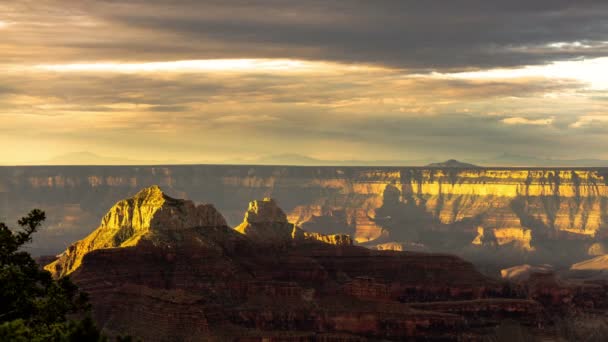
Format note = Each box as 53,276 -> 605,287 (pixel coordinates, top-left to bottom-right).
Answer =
3,165 -> 608,271
40,186 -> 608,340
234,197 -> 352,246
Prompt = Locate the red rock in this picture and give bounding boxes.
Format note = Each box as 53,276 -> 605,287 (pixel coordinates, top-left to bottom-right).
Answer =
47,186 -> 551,340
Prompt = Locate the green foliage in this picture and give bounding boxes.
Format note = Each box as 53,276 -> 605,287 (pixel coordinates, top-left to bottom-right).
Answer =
0,210 -> 105,341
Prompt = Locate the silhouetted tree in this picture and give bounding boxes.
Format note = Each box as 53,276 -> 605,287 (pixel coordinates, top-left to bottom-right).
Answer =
0,209 -> 104,341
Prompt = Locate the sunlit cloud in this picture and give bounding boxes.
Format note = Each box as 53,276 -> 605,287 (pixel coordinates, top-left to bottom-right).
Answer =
570,116 -> 608,128
35,59 -> 383,74
502,117 -> 554,126
213,114 -> 278,124
434,57 -> 608,90
547,41 -> 596,49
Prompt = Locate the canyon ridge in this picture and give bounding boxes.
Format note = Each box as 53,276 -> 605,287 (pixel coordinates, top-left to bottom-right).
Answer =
2,164 -> 608,272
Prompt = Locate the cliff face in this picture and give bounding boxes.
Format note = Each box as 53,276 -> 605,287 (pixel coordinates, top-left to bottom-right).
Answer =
46,186 -> 555,341
3,166 -> 608,266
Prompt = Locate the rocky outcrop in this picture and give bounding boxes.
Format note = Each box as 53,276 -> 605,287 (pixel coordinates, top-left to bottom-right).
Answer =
588,242 -> 608,256
372,241 -> 430,252
501,264 -> 553,283
234,198 -> 293,243
292,229 -> 353,246
235,197 -> 353,246
571,255 -> 608,271
501,263 -> 608,311
472,227 -> 534,251
44,187 -> 554,341
45,185 -> 227,277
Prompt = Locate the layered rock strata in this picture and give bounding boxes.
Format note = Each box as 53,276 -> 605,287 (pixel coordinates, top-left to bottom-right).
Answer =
4,166 -> 608,269
44,186 -> 553,341
501,264 -> 608,310
7,165 -> 608,267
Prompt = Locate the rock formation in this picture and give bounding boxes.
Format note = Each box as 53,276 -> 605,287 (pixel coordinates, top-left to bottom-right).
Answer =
588,242 -> 608,256
292,229 -> 353,246
235,197 -> 352,246
234,197 -> 292,243
571,255 -> 608,271
42,186 -> 569,341
501,263 -> 608,311
45,185 -> 228,278
501,264 -> 553,283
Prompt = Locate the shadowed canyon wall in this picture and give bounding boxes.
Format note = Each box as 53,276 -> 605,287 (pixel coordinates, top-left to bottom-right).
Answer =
2,165 -> 608,267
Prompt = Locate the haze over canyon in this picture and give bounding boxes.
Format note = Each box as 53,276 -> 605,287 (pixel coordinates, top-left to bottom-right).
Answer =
3,164 -> 608,274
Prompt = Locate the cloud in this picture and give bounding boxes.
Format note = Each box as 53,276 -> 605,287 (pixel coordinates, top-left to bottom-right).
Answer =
2,1 -> 608,70
0,85 -> 15,97
2,1 -> 608,163
570,115 -> 608,130
0,66 -> 589,122
212,114 -> 278,124
502,117 -> 554,126
35,59 -> 350,73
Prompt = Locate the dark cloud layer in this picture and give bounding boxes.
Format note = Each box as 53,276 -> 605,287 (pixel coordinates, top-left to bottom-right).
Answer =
121,0 -> 608,69
88,0 -> 608,69
2,0 -> 608,69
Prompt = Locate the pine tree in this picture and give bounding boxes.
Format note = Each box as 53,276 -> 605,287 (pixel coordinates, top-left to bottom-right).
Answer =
0,210 -> 104,341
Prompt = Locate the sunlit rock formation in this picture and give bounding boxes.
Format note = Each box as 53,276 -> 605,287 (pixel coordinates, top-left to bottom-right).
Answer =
571,255 -> 608,271
45,185 -> 227,277
234,197 -> 292,243
372,241 -> 429,252
235,197 -> 353,246
588,242 -> 608,256
291,228 -> 353,246
500,264 -> 553,283
472,227 -> 534,251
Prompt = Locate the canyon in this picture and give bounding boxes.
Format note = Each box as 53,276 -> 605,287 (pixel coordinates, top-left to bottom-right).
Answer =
3,165 -> 608,271
42,186 -> 608,341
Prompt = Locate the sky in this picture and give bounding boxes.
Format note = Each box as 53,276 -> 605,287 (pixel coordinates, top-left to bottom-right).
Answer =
2,0 -> 608,165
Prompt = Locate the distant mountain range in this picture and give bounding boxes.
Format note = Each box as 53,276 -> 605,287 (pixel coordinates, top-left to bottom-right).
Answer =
8,151 -> 608,167
16,151 -> 184,166
248,154 -> 608,167
238,153 -> 434,166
